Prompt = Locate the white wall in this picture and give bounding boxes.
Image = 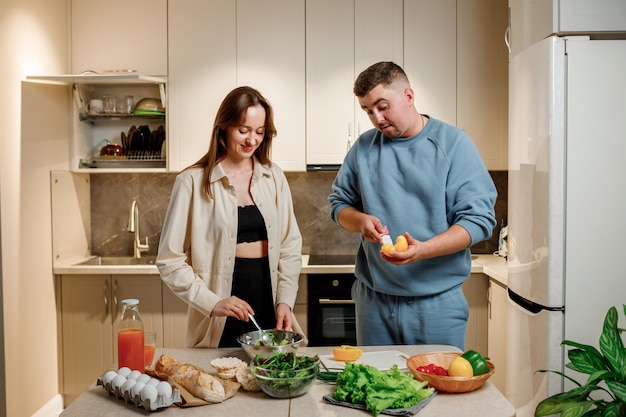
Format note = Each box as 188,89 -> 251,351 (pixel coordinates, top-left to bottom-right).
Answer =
0,1 -> 68,416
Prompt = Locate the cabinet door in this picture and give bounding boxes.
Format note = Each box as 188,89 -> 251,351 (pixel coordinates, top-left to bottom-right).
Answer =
488,279 -> 509,397
71,0 -> 167,75
167,0 -> 237,171
462,273 -> 488,354
457,0 -> 508,170
112,275 -> 163,351
237,0 -> 306,172
61,275 -> 114,404
404,0 -> 456,124
306,0 -> 403,166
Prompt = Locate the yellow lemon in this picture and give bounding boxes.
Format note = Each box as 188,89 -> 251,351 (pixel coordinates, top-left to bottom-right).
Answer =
394,235 -> 408,252
448,356 -> 474,377
381,243 -> 395,256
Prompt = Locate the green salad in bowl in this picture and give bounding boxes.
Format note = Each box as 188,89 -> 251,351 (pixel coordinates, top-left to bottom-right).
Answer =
251,352 -> 320,398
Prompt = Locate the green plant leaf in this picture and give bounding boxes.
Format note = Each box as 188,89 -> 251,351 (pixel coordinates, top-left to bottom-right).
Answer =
568,349 -> 609,375
563,341 -> 612,370
602,400 -> 625,417
599,307 -> 625,372
586,369 -> 621,386
535,398 -> 594,417
606,380 -> 626,402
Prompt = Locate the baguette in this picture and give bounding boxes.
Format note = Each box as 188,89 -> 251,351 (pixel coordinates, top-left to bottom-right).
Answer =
155,355 -> 226,403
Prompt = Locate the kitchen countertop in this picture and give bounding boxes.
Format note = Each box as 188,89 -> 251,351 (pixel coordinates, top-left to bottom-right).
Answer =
54,254 -> 507,285
59,345 -> 515,417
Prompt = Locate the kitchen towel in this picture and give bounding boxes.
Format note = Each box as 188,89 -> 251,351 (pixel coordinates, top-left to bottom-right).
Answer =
322,392 -> 436,416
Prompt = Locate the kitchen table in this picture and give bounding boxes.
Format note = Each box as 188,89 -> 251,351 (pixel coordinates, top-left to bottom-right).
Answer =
59,345 -> 515,417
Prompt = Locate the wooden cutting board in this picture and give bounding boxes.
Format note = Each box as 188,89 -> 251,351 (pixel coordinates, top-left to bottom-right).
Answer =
319,350 -> 409,371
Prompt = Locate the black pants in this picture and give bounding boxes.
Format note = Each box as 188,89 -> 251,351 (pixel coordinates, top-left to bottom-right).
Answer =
219,256 -> 275,347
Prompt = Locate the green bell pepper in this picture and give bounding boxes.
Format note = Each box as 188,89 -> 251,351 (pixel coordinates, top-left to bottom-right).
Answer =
461,350 -> 490,376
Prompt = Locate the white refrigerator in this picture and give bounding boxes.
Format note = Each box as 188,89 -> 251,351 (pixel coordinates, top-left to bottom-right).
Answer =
506,35 -> 626,417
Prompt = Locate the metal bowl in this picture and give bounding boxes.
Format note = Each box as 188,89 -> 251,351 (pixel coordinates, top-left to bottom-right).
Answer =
237,330 -> 304,359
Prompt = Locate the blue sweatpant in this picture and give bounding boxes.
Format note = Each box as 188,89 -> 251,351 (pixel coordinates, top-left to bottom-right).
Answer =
352,279 -> 468,350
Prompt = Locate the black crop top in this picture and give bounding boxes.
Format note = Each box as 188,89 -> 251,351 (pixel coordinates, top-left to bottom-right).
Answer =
237,205 -> 268,243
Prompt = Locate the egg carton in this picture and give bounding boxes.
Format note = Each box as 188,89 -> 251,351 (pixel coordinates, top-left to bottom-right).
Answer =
97,368 -> 182,411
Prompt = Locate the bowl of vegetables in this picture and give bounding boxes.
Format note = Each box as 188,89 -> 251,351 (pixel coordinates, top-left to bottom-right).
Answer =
250,352 -> 320,398
406,351 -> 495,393
237,330 -> 304,359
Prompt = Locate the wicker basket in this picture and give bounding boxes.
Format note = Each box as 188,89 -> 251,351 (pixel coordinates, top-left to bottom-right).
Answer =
406,352 -> 495,393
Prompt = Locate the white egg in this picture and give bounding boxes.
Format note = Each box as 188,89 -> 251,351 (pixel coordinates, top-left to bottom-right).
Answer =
111,374 -> 127,392
136,373 -> 151,384
140,384 -> 158,404
156,381 -> 173,398
130,381 -> 146,399
121,378 -> 137,395
117,367 -> 132,377
127,370 -> 142,380
146,377 -> 160,387
102,370 -> 117,385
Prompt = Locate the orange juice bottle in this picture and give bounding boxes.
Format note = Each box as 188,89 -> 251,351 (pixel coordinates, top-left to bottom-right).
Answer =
117,299 -> 144,372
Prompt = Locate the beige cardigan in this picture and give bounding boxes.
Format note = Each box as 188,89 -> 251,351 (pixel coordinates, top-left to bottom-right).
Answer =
156,160 -> 303,347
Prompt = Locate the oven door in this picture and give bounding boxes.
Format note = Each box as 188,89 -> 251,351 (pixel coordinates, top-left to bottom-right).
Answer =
307,274 -> 357,346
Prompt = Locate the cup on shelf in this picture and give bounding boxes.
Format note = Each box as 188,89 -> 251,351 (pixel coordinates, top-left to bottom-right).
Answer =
87,99 -> 103,115
121,95 -> 134,114
102,95 -> 117,114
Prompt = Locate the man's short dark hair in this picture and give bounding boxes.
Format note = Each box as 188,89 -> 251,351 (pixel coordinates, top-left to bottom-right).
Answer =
353,61 -> 410,97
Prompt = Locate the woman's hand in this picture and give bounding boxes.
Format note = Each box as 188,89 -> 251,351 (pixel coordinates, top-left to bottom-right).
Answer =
274,303 -> 293,331
211,296 -> 254,320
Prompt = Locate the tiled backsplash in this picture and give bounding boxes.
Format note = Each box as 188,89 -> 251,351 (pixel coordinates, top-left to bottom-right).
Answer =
89,170 -> 506,257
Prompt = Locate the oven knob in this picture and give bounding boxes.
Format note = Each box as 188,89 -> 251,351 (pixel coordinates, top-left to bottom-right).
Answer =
332,279 -> 339,287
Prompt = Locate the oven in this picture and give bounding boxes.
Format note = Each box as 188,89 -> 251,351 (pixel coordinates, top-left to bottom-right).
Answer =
306,255 -> 357,346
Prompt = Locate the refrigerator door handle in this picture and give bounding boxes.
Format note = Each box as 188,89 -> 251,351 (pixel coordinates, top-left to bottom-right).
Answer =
508,288 -> 565,314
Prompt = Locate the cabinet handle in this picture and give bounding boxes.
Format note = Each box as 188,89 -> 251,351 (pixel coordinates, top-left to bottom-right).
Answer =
347,123 -> 355,151
319,298 -> 355,305
113,279 -> 118,316
487,283 -> 492,319
103,280 -> 109,318
504,8 -> 511,54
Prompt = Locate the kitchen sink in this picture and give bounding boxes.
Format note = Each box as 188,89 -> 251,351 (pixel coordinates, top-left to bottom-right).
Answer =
75,256 -> 157,266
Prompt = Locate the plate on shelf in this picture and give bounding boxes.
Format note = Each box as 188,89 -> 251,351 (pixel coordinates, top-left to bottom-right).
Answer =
319,350 -> 408,371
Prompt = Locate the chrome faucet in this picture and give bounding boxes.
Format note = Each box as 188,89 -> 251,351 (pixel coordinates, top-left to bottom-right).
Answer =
127,199 -> 149,258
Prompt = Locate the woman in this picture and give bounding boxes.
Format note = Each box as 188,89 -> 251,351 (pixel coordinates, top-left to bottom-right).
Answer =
157,86 -> 303,347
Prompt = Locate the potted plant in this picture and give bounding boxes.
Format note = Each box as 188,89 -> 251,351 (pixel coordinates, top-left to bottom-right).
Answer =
535,304 -> 626,417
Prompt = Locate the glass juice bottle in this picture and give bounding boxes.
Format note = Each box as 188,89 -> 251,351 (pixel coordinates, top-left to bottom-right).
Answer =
117,298 -> 145,372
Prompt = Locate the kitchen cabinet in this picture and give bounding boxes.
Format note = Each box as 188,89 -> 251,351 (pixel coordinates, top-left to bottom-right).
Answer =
457,0 -> 509,170
27,74 -> 167,172
488,277 -> 509,398
59,274 -> 162,404
404,0 -> 457,126
305,0 -> 403,167
70,0 -> 167,76
294,274 -> 308,337
168,0 -> 305,172
462,273 -> 488,354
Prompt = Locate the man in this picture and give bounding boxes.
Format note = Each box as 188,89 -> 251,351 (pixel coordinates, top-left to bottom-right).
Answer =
328,62 -> 497,349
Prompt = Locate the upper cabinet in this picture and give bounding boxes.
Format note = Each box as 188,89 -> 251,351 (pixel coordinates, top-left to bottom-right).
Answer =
305,0 -> 403,168
457,0 -> 509,171
70,0 -> 167,76
168,0 -> 305,172
167,0 -> 237,172
404,0 -> 457,125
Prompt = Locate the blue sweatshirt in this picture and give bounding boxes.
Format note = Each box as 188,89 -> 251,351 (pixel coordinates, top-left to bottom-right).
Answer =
329,117 -> 497,297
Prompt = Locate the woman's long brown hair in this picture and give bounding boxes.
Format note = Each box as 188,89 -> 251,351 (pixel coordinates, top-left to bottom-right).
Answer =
189,86 -> 277,200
